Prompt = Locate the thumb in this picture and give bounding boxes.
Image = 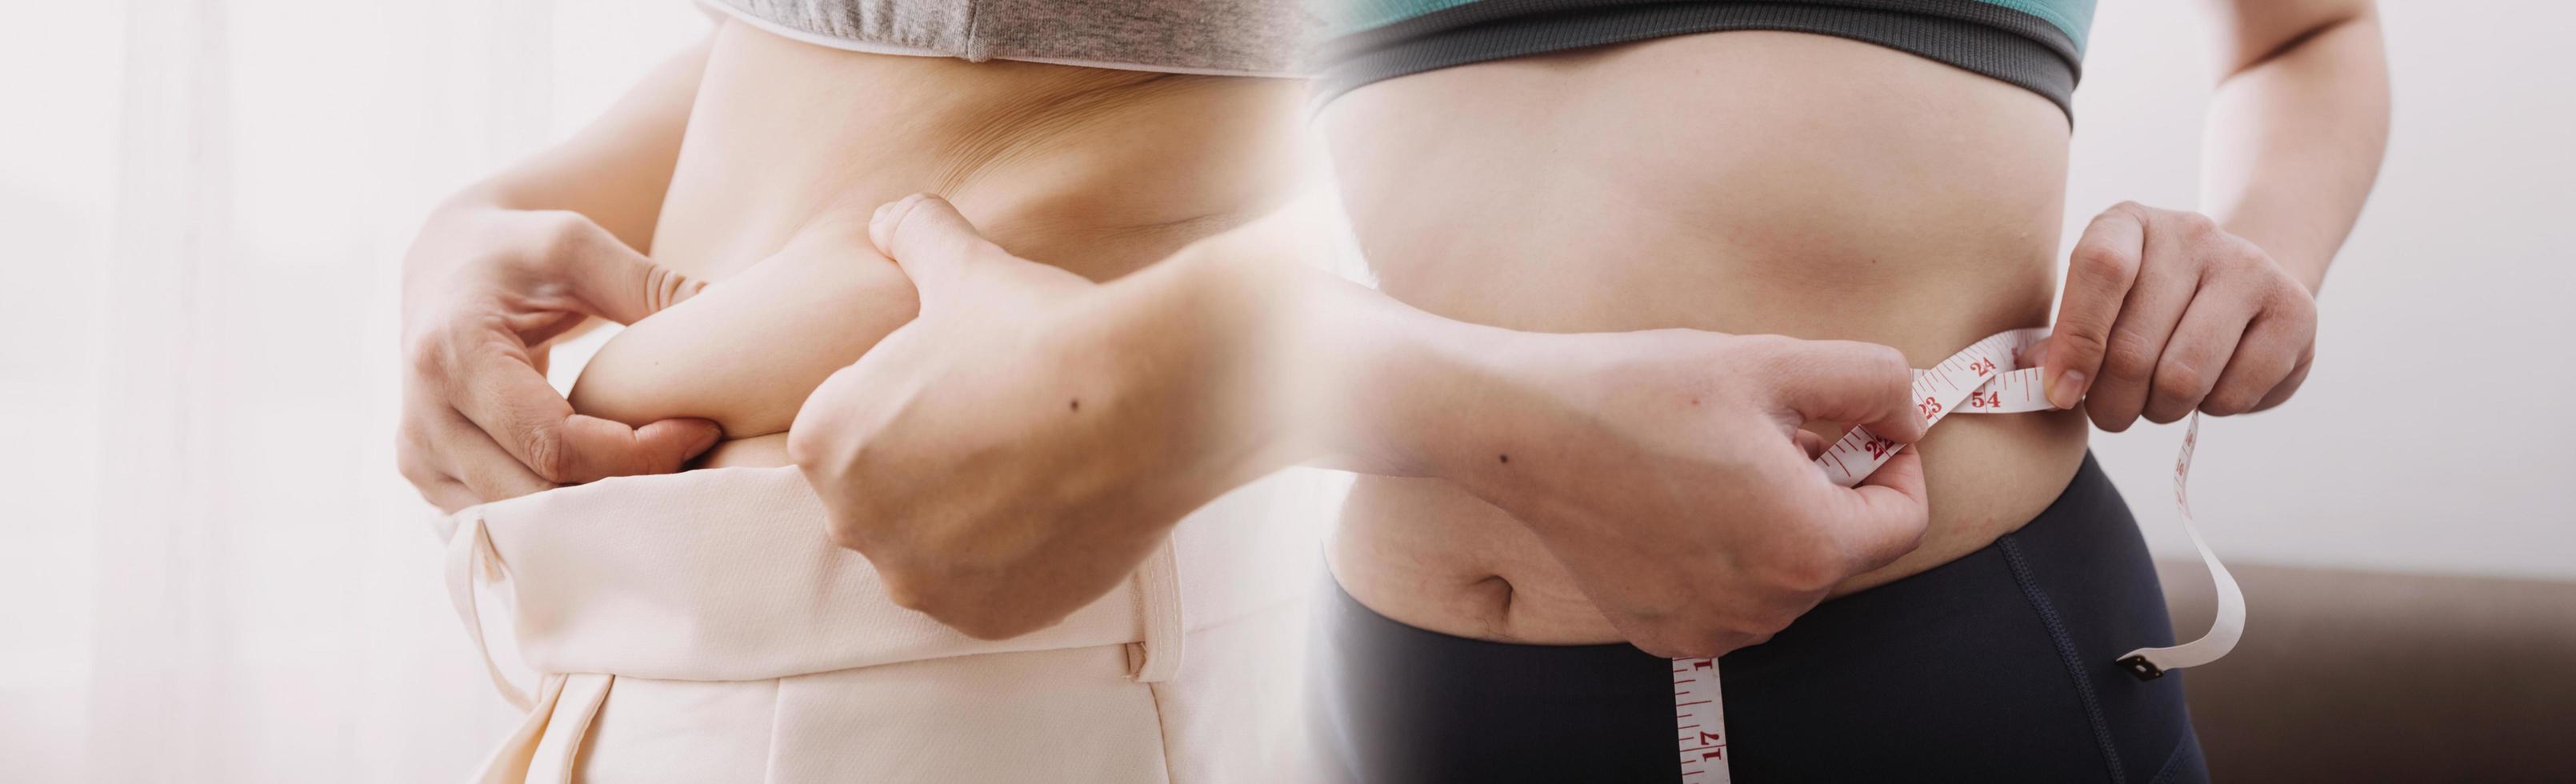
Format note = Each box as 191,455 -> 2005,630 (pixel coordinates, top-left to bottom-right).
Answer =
868,194 -> 1008,312
558,224 -> 708,326
1823,447 -> 1931,573
1762,338 -> 1927,443
2045,205 -> 2146,410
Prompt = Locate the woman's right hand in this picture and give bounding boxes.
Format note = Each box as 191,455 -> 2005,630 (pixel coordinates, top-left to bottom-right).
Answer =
789,194 -> 1274,640
396,204 -> 722,512
1385,327 -> 1936,659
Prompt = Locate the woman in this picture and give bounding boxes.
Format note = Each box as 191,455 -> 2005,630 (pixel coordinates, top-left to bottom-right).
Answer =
399,2 -> 1320,781
1309,0 -> 2386,781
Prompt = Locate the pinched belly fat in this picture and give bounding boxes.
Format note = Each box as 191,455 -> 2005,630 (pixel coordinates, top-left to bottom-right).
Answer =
565,20 -> 1306,458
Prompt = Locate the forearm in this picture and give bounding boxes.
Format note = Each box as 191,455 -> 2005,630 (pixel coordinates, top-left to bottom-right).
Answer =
1089,190 -> 1525,487
1302,274 -> 1530,478
2198,6 -> 2389,292
1072,206 -> 1325,506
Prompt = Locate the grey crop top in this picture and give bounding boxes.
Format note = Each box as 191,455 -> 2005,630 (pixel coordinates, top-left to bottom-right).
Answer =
702,0 -> 1317,77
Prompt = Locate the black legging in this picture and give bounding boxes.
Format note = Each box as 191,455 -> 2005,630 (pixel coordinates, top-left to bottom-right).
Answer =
1311,454 -> 2208,783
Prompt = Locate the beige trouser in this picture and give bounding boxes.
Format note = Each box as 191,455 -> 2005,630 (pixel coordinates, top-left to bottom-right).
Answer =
435,466 -> 1315,783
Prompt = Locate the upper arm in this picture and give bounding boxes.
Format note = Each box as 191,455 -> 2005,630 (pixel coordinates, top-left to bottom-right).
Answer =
2198,0 -> 2378,77
470,28 -> 721,253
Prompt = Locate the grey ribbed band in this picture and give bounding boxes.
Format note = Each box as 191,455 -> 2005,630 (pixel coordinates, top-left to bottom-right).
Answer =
1311,0 -> 2082,122
710,0 -> 1318,75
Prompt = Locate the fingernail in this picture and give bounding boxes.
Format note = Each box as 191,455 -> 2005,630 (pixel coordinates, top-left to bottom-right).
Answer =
689,425 -> 722,457
2048,370 -> 2086,410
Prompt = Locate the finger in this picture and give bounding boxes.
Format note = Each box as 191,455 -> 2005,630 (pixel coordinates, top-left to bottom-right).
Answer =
1763,339 -> 1926,443
550,415 -> 726,484
556,222 -> 709,326
2142,278 -> 2258,424
2250,352 -> 2312,413
397,419 -> 497,512
867,194 -> 1008,311
1794,429 -> 1829,459
450,341 -> 722,484
2087,215 -> 2209,433
432,411 -> 558,502
2207,309 -> 2314,415
401,376 -> 554,504
518,313 -> 590,350
2046,205 -> 2146,410
1822,448 -> 1931,572
2021,335 -> 2052,370
786,354 -> 874,470
414,473 -> 482,514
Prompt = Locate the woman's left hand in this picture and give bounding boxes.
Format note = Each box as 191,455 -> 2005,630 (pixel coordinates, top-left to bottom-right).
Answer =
2039,201 -> 2320,430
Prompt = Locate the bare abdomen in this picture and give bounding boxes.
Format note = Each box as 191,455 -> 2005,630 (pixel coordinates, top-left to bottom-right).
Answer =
566,21 -> 1305,452
1322,30 -> 2089,643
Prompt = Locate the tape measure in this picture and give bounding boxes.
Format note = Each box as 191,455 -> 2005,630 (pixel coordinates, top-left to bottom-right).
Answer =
1674,328 -> 2246,782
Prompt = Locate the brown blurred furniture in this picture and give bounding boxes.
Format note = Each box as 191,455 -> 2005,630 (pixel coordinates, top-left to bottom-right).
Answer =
2157,560 -> 2576,782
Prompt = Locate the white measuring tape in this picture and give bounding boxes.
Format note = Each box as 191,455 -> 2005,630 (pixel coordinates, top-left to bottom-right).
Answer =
1674,328 -> 2246,782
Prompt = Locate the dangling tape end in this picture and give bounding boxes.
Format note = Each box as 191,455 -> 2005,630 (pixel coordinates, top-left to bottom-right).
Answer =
2115,654 -> 2165,681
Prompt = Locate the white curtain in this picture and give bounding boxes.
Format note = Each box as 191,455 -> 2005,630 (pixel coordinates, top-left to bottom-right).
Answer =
0,1 -> 706,780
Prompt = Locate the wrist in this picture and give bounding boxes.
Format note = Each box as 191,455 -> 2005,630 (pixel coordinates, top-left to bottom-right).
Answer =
1312,281 -> 1534,480
400,199 -> 506,315
2249,237 -> 2329,294
2285,255 -> 2329,295
1086,243 -> 1306,504
1404,325 -> 1574,502
2213,214 -> 2333,295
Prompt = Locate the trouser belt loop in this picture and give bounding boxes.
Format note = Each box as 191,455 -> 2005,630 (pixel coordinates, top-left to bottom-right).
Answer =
1128,537 -> 1186,683
444,510 -> 532,710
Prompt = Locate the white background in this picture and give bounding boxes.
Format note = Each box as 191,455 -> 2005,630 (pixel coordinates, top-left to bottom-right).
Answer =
0,0 -> 2566,781
2070,1 -> 2574,579
0,1 -> 712,780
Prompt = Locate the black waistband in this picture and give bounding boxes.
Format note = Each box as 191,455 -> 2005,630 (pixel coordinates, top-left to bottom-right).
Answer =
1310,454 -> 2204,782
1311,1 -> 2081,121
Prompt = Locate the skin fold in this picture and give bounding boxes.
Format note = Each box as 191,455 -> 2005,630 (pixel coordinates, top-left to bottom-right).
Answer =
564,20 -> 1308,462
